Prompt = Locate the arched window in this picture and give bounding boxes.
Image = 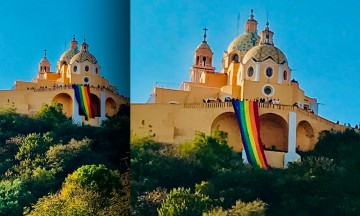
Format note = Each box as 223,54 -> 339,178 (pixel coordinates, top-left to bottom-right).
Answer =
247,67 -> 254,77
265,67 -> 273,78
73,65 -> 78,72
232,54 -> 239,62
202,57 -> 206,66
283,70 -> 287,80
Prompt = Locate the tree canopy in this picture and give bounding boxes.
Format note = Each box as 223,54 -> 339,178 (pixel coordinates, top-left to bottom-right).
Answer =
0,103 -> 129,215
131,128 -> 360,215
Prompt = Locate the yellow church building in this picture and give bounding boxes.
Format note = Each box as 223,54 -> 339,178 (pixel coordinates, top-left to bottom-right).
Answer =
131,10 -> 348,168
1,36 -> 128,126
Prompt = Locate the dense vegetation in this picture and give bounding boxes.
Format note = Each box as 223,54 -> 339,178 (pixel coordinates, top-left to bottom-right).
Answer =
131,129 -> 360,215
0,103 -> 129,215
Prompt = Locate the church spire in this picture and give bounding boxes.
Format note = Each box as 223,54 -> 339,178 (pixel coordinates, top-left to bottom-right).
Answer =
245,9 -> 258,33
190,28 -> 215,83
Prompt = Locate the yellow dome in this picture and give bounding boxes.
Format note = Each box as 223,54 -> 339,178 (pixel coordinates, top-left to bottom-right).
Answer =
242,44 -> 287,64
60,48 -> 79,62
227,32 -> 260,53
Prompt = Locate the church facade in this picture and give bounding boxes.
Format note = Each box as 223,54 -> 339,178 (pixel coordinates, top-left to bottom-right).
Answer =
131,10 -> 347,167
1,36 -> 128,126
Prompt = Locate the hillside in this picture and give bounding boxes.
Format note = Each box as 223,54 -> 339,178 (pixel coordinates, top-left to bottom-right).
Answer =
0,103 -> 130,215
131,129 -> 360,215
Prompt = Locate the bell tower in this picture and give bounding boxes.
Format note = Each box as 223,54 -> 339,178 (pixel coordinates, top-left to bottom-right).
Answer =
37,49 -> 50,80
190,28 -> 215,83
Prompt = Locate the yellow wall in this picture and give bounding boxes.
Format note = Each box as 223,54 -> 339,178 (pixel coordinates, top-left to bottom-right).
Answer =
131,102 -> 348,154
202,72 -> 227,88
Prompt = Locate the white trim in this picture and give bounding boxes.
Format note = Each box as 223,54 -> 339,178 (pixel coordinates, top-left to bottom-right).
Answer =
284,111 -> 301,167
278,65 -> 283,84
255,63 -> 260,81
288,112 -> 297,153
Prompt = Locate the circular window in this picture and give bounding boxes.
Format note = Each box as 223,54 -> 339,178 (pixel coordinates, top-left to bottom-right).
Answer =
264,87 -> 272,95
262,84 -> 275,97
85,65 -> 89,72
283,70 -> 287,80
247,67 -> 254,77
73,65 -> 77,72
84,77 -> 89,84
265,67 -> 273,78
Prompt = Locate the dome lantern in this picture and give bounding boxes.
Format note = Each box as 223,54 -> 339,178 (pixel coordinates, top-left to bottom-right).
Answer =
245,9 -> 258,33
58,36 -> 80,64
70,35 -> 78,49
81,38 -> 89,52
259,22 -> 274,46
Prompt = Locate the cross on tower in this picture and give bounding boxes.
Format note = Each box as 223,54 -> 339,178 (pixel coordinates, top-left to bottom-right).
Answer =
44,49 -> 47,57
203,27 -> 208,41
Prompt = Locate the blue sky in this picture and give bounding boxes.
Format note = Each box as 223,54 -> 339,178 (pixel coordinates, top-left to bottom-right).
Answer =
0,0 -> 129,97
131,0 -> 360,126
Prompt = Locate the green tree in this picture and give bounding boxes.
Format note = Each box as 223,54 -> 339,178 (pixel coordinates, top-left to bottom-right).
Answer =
27,165 -> 126,216
133,188 -> 168,216
32,103 -> 71,128
158,187 -> 211,216
179,131 -> 243,175
0,179 -> 35,215
15,133 -> 53,161
204,200 -> 267,216
131,136 -> 204,207
46,138 -> 91,172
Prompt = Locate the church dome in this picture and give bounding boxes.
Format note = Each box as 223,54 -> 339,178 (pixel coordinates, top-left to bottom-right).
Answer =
70,52 -> 98,64
60,49 -> 79,62
242,44 -> 287,64
227,32 -> 260,53
59,36 -> 80,62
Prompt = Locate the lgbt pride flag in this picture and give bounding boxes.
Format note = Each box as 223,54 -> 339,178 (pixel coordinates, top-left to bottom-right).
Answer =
232,100 -> 269,169
73,85 -> 94,120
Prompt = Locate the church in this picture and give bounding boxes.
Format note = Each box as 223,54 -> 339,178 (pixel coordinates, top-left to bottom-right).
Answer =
131,10 -> 347,167
0,36 -> 128,126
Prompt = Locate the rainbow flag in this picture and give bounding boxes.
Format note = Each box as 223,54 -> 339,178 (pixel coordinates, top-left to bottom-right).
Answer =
73,85 -> 94,120
232,100 -> 269,169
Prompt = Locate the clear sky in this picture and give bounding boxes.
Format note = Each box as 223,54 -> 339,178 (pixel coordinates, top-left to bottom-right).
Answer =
0,0 -> 129,97
131,0 -> 360,126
